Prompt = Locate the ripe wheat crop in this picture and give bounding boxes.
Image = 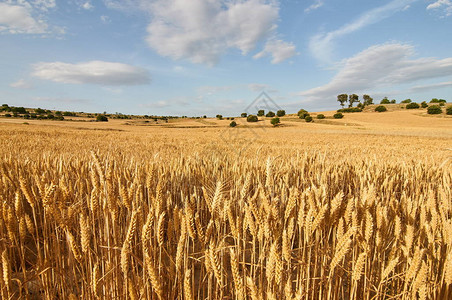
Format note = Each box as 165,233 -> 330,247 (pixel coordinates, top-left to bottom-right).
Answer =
0,123 -> 450,299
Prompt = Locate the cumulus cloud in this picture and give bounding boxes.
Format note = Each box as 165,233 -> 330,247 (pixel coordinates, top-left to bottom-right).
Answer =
0,2 -> 48,34
141,0 -> 294,65
305,0 -> 324,13
9,79 -> 33,89
309,0 -> 415,63
427,0 -> 452,16
253,39 -> 297,63
31,61 -> 151,85
298,43 -> 452,102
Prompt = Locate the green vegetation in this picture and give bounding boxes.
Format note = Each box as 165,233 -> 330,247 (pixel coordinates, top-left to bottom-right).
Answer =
229,121 -> 237,127
270,117 -> 280,126
446,106 -> 452,115
241,113 -> 247,118
247,115 -> 258,122
380,97 -> 390,104
298,109 -> 309,119
266,111 -> 275,117
257,110 -> 265,116
316,114 -> 325,119
276,110 -> 286,117
305,116 -> 313,122
337,107 -> 362,113
421,101 -> 428,108
427,105 -> 442,115
406,102 -> 420,109
96,115 -> 109,122
333,112 -> 344,119
401,99 -> 412,103
375,105 -> 387,112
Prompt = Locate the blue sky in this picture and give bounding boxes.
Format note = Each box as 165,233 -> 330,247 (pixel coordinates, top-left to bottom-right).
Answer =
1,0 -> 451,116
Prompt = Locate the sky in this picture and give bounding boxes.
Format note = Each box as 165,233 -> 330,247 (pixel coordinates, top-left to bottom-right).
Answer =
1,0 -> 451,116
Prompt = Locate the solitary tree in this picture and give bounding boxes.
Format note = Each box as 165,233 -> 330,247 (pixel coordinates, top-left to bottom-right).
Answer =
277,110 -> 286,117
257,110 -> 265,116
348,94 -> 359,107
337,94 -> 348,107
266,111 -> 275,117
271,117 -> 280,126
363,94 -> 373,106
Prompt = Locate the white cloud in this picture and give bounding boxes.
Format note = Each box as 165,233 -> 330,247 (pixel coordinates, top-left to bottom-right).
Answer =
309,0 -> 415,63
142,0 -> 294,65
427,0 -> 452,16
82,1 -> 94,10
30,0 -> 56,11
31,61 -> 151,85
298,43 -> 452,102
9,79 -> 33,89
410,81 -> 452,92
0,2 -> 48,34
100,15 -> 111,24
305,0 -> 324,13
253,39 -> 297,63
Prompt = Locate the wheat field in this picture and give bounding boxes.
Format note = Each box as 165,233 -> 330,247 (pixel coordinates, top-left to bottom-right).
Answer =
0,118 -> 451,299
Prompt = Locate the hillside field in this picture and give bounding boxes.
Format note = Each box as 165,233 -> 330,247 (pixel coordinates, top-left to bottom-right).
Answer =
0,108 -> 451,299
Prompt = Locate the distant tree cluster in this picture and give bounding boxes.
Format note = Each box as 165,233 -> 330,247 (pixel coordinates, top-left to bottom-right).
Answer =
337,94 -> 373,109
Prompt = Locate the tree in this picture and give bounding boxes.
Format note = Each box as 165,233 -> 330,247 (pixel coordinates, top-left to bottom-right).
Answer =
421,101 -> 428,108
247,115 -> 258,122
257,110 -> 265,116
390,99 -> 396,104
298,109 -> 309,119
406,102 -> 420,109
333,112 -> 344,119
401,99 -> 412,103
363,94 -> 373,106
317,114 -> 325,119
241,113 -> 247,118
271,117 -> 280,126
266,111 -> 275,117
96,115 -> 108,122
337,94 -> 348,107
277,110 -> 286,117
305,116 -> 313,122
446,106 -> 452,115
427,105 -> 442,114
216,114 -> 223,120
380,97 -> 390,104
348,94 -> 359,107
229,121 -> 237,127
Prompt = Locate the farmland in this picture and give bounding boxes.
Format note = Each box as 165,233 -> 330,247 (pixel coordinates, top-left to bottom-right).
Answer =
0,108 -> 451,299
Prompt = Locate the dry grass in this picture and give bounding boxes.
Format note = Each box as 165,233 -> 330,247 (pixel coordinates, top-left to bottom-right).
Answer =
0,115 -> 451,299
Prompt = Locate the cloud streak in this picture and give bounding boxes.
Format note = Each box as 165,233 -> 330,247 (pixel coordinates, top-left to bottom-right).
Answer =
309,0 -> 416,63
32,61 -> 151,85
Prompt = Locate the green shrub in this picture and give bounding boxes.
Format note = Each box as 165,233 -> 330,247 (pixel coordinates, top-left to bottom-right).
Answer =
337,107 -> 362,113
276,110 -> 286,117
401,99 -> 412,103
390,99 -> 396,104
241,113 -> 247,118
333,112 -> 344,119
4,113 -> 11,117
257,110 -> 265,116
440,102 -> 445,106
47,114 -> 55,119
247,115 -> 258,122
375,105 -> 387,112
266,111 -> 275,117
298,109 -> 309,119
421,101 -> 428,108
96,115 -> 109,122
216,114 -> 223,120
229,121 -> 237,127
406,102 -> 420,109
317,114 -> 325,119
446,106 -> 452,115
271,117 -> 280,126
305,116 -> 313,122
427,105 -> 442,115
